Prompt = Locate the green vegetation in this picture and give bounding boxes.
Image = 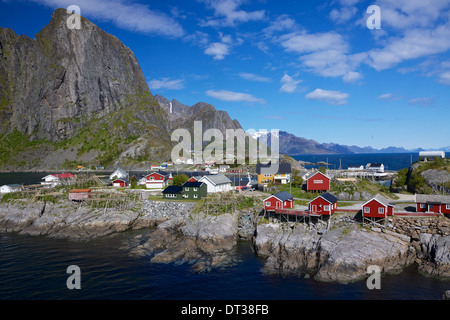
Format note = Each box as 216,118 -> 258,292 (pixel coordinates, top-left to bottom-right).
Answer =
0,130 -> 55,167
172,174 -> 189,186
394,158 -> 450,194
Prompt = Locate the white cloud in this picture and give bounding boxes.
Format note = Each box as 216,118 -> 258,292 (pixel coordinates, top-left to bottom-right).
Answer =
239,73 -> 272,83
201,0 -> 265,27
278,31 -> 362,80
372,0 -> 450,31
377,93 -> 402,101
205,42 -> 231,60
305,89 -> 349,105
31,0 -> 185,37
366,23 -> 450,71
343,71 -> 363,83
279,74 -> 302,93
148,78 -> 184,90
205,90 -> 265,103
330,6 -> 357,24
408,97 -> 435,107
203,33 -> 243,60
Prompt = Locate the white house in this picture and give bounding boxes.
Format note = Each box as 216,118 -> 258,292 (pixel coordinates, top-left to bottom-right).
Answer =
0,184 -> 21,193
41,173 -> 76,187
199,174 -> 232,193
143,172 -> 170,189
109,168 -> 129,180
219,165 -> 230,172
366,163 -> 385,173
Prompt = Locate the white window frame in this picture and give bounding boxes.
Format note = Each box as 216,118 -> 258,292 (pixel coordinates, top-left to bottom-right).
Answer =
446,204 -> 450,210
420,203 -> 426,208
324,205 -> 330,211
194,194 -> 198,199
265,201 -> 271,207
314,180 -> 323,184
364,207 -> 370,213
378,207 -> 385,214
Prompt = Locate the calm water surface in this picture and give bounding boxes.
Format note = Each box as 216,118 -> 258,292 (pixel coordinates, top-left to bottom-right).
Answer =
0,232 -> 448,300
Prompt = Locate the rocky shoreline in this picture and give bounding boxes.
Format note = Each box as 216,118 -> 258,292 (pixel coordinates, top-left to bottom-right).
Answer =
0,199 -> 449,283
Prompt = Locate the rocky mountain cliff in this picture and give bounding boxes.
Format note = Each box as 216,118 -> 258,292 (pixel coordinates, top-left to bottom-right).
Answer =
0,9 -> 173,169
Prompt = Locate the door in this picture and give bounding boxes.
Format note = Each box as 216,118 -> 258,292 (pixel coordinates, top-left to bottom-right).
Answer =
311,205 -> 317,213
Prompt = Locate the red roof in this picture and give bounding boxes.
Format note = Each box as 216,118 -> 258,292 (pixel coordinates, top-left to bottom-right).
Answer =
53,173 -> 76,179
69,189 -> 91,193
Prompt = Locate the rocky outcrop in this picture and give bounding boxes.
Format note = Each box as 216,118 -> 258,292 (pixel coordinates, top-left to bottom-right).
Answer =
0,199 -> 194,240
253,222 -> 414,282
128,211 -> 241,273
418,233 -> 450,277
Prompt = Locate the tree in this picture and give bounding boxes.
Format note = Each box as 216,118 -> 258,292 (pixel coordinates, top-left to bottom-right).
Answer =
291,168 -> 303,188
172,174 -> 189,186
130,175 -> 138,188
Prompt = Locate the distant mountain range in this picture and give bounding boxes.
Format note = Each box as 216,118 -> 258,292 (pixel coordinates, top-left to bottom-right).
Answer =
251,131 -> 450,155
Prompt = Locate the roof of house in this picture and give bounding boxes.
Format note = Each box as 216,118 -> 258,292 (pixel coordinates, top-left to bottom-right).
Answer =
190,175 -> 203,181
70,189 -> 92,193
266,191 -> 294,202
304,170 -> 330,181
183,181 -> 204,188
416,194 -> 450,204
110,168 -> 128,177
2,184 -> 21,188
146,171 -> 169,177
112,178 -> 130,183
200,174 -> 232,185
317,192 -> 338,204
364,194 -> 394,207
256,162 -> 291,175
162,186 -> 183,194
52,173 -> 76,179
368,163 -> 383,168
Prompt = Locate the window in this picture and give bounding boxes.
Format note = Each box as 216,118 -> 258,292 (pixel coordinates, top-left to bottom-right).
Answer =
364,207 -> 370,213
314,180 -> 323,184
378,208 -> 385,214
185,187 -> 189,191
324,205 -> 330,211
265,202 -> 271,206
193,188 -> 198,191
447,204 -> 450,210
194,194 -> 198,199
420,203 -> 426,208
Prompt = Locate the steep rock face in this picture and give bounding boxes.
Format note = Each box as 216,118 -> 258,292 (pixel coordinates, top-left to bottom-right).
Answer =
0,8 -> 168,141
0,9 -> 173,168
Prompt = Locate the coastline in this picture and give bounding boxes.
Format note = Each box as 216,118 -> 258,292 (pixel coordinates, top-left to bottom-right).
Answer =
0,199 -> 448,283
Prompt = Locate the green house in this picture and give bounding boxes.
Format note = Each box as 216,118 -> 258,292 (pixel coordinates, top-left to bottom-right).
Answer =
162,186 -> 184,200
182,181 -> 207,200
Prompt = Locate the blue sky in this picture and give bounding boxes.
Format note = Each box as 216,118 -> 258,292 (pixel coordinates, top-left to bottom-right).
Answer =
1,0 -> 450,150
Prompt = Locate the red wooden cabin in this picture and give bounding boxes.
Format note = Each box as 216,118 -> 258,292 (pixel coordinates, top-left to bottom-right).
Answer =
308,192 -> 338,216
362,194 -> 394,218
305,171 -> 331,192
264,191 -> 294,211
112,178 -> 130,187
416,194 -> 450,214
